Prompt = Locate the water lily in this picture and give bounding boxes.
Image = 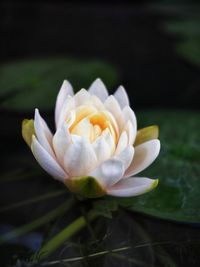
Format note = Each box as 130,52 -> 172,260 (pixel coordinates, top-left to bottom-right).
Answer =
22,78 -> 160,198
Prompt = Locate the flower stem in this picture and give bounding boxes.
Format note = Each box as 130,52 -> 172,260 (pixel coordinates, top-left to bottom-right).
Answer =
0,197 -> 75,244
35,211 -> 98,261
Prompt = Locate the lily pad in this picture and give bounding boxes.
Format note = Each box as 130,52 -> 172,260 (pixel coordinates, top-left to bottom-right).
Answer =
0,58 -> 118,111
94,111 -> 200,224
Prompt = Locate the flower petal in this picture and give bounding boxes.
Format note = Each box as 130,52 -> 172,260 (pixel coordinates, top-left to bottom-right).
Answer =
34,109 -> 54,158
56,96 -> 75,129
71,118 -> 93,141
107,177 -> 158,197
92,135 -> 111,163
101,128 -> 116,155
104,95 -> 124,131
90,159 -> 124,188
53,124 -> 71,165
64,137 -> 97,177
124,120 -> 135,146
115,131 -> 128,155
88,78 -> 108,101
122,106 -> 137,132
134,125 -> 159,146
125,139 -> 160,177
115,145 -> 134,170
74,89 -> 91,106
31,135 -> 68,182
114,85 -> 129,108
55,80 -> 74,126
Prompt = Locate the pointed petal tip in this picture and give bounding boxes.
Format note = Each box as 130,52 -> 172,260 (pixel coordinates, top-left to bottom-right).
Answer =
148,178 -> 159,192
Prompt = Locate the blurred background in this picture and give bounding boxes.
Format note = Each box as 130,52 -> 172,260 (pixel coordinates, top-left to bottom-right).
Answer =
0,0 -> 200,111
0,1 -> 200,267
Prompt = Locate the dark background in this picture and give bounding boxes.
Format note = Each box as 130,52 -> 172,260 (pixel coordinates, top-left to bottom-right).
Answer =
0,0 -> 200,110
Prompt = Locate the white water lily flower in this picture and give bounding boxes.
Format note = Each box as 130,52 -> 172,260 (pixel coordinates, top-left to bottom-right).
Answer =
22,78 -> 160,198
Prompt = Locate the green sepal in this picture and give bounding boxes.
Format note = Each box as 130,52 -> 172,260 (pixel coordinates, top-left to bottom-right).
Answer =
65,176 -> 106,199
22,119 -> 35,147
134,125 -> 159,146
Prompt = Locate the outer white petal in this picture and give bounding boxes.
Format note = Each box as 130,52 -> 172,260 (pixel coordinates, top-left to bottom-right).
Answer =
57,96 -> 75,129
115,131 -> 128,155
88,78 -> 109,101
74,89 -> 91,106
31,136 -> 68,182
104,95 -> 124,131
107,177 -> 158,197
92,136 -> 111,163
34,109 -> 55,158
122,106 -> 137,133
125,139 -> 161,177
114,85 -> 129,109
55,80 -> 74,126
124,120 -> 135,146
90,159 -> 124,188
64,137 -> 97,177
53,124 -> 71,165
114,145 -> 134,170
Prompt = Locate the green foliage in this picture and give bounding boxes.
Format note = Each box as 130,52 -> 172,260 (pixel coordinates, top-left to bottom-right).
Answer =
94,111 -> 200,223
155,6 -> 200,66
0,58 -> 118,111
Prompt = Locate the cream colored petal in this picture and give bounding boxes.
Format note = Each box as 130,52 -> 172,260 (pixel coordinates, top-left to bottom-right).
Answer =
71,118 -> 93,141
90,95 -> 105,110
56,96 -> 75,129
114,85 -> 129,109
34,109 -> 54,158
92,135 -> 111,163
102,110 -> 119,138
125,139 -> 160,177
52,124 -> 71,165
90,159 -> 124,188
122,106 -> 137,132
107,177 -> 158,197
73,88 -> 91,106
114,145 -> 134,170
124,120 -> 136,146
64,137 -> 97,177
55,80 -> 74,126
104,95 -> 124,131
115,131 -> 128,155
101,128 -> 116,155
88,78 -> 109,101
31,136 -> 68,182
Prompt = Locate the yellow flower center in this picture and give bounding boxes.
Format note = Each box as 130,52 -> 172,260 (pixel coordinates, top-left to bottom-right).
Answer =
68,105 -> 118,143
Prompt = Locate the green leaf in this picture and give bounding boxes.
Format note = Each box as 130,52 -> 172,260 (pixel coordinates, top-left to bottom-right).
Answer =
94,111 -> 200,224
0,58 -> 118,111
161,11 -> 200,66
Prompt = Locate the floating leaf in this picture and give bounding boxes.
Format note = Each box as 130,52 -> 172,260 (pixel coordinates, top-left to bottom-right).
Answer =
94,111 -> 200,224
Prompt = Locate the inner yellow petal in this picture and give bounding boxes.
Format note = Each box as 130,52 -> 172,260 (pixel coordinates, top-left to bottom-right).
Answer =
67,105 -> 118,144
